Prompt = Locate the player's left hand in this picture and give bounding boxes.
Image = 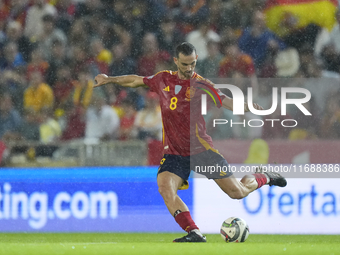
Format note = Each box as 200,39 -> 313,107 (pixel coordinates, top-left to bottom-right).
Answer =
245,103 -> 264,112
252,103 -> 264,111
94,74 -> 109,87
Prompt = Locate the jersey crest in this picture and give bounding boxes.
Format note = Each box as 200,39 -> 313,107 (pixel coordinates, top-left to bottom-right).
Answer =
185,86 -> 196,101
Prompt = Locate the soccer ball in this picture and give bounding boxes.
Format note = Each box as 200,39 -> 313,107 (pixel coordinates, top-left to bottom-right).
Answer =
220,217 -> 249,243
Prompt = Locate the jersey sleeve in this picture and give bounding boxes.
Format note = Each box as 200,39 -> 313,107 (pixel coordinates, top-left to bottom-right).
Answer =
213,86 -> 227,108
143,71 -> 164,94
196,78 -> 227,108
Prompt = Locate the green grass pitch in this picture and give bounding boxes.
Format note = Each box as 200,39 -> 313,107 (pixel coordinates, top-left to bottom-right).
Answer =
0,233 -> 339,255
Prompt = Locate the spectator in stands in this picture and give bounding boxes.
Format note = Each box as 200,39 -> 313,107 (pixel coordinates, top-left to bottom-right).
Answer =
102,84 -> 126,113
220,0 -> 259,31
328,9 -> 340,54
130,89 -> 146,111
68,18 -> 89,47
119,99 -> 137,140
5,20 -> 32,62
53,65 -> 74,109
0,0 -> 338,146
24,70 -> 54,113
24,0 -> 57,41
104,0 -> 128,27
91,20 -> 116,50
303,60 -> 340,114
274,48 -> 300,78
320,94 -> 340,139
186,19 -> 220,61
321,10 -> 340,73
0,93 -> 22,139
54,0 -> 76,35
74,0 -> 104,19
207,0 -> 224,32
18,109 -> 41,141
46,39 -> 69,87
174,0 -> 209,34
258,49 -> 278,78
137,33 -> 171,76
0,69 -> 26,112
90,38 -> 112,66
279,11 -> 331,58
321,43 -> 340,74
60,101 -> 85,141
0,139 -> 9,166
126,0 -> 166,57
39,107 -> 61,143
85,95 -> 120,142
239,10 -> 285,68
219,40 -> 255,78
26,47 -> 49,80
87,14 -> 109,44
157,16 -> 184,55
219,25 -> 239,44
71,45 -> 104,76
134,92 -> 162,141
88,38 -> 110,74
109,43 -> 136,76
219,40 -> 258,91
73,68 -> 95,110
0,41 -> 26,71
4,108 -> 40,142
37,14 -> 67,60
111,24 -> 132,56
0,13 -> 6,46
196,40 -> 223,78
5,0 -> 28,27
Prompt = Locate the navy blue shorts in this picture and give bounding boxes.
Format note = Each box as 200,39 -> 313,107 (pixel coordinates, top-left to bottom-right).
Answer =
157,149 -> 233,183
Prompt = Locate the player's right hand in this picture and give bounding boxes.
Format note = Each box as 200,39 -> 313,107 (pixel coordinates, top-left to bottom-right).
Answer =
94,74 -> 108,87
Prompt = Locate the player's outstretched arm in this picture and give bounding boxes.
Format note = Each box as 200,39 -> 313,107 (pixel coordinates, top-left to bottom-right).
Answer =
94,74 -> 146,88
222,97 -> 263,112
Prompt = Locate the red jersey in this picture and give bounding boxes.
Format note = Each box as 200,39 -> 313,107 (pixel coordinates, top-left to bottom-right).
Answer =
143,71 -> 226,156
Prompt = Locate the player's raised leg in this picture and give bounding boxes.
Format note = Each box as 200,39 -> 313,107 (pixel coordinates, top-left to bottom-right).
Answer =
214,175 -> 260,199
214,172 -> 287,199
157,171 -> 206,242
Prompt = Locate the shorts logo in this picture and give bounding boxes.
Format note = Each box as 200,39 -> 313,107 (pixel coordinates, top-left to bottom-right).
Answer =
185,86 -> 196,101
160,158 -> 166,165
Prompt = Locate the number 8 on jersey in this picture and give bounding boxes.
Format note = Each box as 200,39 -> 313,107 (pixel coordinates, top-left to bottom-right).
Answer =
170,96 -> 178,110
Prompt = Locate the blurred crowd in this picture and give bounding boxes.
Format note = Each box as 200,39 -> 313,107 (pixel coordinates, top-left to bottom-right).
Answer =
0,0 -> 340,153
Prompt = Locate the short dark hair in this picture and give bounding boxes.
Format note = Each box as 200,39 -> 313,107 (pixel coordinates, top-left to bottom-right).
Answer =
175,42 -> 196,58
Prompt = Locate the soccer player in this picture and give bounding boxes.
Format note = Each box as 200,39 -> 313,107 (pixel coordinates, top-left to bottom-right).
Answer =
94,42 -> 287,242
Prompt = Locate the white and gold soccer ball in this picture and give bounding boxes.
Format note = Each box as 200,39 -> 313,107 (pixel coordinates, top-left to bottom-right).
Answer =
220,217 -> 249,243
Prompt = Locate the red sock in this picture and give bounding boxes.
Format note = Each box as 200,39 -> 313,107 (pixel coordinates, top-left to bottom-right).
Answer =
175,211 -> 198,233
253,173 -> 267,189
